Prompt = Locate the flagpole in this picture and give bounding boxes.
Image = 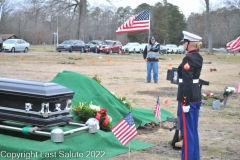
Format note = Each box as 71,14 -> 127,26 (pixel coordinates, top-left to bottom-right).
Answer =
0,3 -> 2,22
128,109 -> 132,159
128,142 -> 130,159
160,118 -> 161,129
148,8 -> 151,43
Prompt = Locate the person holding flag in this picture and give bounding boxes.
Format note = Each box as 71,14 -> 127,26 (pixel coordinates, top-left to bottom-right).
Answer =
176,31 -> 203,160
143,36 -> 160,83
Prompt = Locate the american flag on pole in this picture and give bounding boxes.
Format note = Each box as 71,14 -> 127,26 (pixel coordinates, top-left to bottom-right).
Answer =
226,37 -> 240,51
115,9 -> 150,34
112,112 -> 138,146
154,96 -> 161,121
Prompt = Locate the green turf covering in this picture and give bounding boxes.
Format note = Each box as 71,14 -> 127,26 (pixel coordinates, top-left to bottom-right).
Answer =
0,71 -> 173,160
51,70 -> 173,127
0,125 -> 154,160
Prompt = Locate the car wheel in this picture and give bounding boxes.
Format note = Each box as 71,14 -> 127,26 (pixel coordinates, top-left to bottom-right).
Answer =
11,48 -> 15,53
69,47 -> 73,53
23,48 -> 28,53
58,50 -> 61,52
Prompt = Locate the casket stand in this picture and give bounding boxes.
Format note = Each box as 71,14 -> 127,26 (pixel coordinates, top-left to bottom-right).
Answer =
0,78 -> 98,142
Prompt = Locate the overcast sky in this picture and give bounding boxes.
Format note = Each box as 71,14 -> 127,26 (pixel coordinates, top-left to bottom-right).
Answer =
91,0 -> 222,17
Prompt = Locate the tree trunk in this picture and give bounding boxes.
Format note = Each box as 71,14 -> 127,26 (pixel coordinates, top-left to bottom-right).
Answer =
77,0 -> 86,40
205,0 -> 212,54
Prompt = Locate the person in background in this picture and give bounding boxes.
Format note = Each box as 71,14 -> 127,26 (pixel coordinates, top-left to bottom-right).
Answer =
143,36 -> 160,83
176,31 -> 203,160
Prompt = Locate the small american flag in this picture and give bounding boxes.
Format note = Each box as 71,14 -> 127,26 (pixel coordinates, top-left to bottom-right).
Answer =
116,9 -> 150,34
154,96 -> 161,121
112,112 -> 138,146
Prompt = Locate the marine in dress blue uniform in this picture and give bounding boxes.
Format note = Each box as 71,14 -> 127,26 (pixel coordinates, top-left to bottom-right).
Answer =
177,31 -> 203,160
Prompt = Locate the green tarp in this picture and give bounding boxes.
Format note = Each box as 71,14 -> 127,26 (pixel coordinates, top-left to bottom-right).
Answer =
0,71 -> 173,160
0,125 -> 154,160
51,71 -> 173,127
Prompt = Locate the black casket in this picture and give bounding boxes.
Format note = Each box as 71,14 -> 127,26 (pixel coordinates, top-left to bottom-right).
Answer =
0,78 -> 74,127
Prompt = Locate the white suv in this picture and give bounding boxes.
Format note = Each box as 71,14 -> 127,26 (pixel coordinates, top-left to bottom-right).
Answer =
165,44 -> 178,54
122,42 -> 141,53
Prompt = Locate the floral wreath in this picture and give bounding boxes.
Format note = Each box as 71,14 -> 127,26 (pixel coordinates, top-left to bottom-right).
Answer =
72,102 -> 112,131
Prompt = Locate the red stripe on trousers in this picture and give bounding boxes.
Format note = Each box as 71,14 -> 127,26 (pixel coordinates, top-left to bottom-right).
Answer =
181,102 -> 188,160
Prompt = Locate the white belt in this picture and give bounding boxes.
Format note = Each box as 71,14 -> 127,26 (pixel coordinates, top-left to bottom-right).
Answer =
179,78 -> 199,83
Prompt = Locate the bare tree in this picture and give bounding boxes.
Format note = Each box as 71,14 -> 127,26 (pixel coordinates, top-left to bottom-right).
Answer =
204,0 -> 213,53
47,0 -> 85,40
0,0 -> 18,33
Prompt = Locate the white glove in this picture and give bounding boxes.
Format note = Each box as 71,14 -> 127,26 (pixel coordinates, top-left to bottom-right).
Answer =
183,105 -> 190,113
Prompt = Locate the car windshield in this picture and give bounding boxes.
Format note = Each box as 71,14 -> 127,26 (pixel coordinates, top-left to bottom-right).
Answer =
62,40 -> 74,44
94,41 -> 102,44
4,39 -> 17,44
166,44 -> 177,47
126,43 -> 136,46
104,41 -> 114,45
88,41 -> 102,44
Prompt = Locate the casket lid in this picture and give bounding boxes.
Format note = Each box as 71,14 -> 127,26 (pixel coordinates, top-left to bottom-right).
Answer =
0,78 -> 74,96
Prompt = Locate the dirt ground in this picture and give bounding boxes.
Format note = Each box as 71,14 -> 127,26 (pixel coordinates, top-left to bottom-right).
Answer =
0,51 -> 240,160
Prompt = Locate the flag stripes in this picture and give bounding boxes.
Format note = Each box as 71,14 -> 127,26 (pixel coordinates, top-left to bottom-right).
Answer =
154,96 -> 161,121
116,9 -> 150,34
227,37 -> 240,51
112,112 -> 138,146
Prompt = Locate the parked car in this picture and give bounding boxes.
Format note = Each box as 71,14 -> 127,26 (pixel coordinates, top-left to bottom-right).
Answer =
0,37 -> 3,52
165,44 -> 178,54
56,40 -> 86,53
140,43 -> 148,53
159,45 -> 167,54
101,40 -> 122,54
85,40 -> 104,53
3,39 -> 30,53
122,42 -> 141,53
177,45 -> 185,54
212,48 -> 227,52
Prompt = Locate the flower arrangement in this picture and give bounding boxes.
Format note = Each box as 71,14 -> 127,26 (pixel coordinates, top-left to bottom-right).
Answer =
202,92 -> 220,106
222,86 -> 235,97
202,92 -> 214,98
72,102 -> 112,131
111,92 -> 132,110
118,96 -> 132,109
220,86 -> 235,104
